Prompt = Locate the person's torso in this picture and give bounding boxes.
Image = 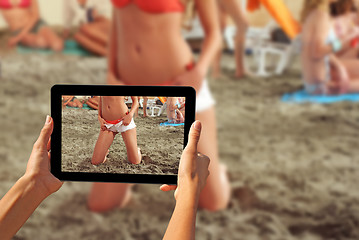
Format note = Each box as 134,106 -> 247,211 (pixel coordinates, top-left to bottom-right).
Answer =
101,96 -> 128,121
112,3 -> 193,85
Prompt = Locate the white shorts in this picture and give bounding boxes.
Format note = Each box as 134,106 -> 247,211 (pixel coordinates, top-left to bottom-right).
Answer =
196,79 -> 216,113
104,118 -> 136,133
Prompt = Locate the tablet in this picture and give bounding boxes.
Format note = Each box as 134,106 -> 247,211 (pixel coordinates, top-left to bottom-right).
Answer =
51,85 -> 196,184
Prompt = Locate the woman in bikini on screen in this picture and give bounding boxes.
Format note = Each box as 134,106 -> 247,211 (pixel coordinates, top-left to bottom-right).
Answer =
0,0 -> 63,50
87,0 -> 231,212
92,96 -> 141,165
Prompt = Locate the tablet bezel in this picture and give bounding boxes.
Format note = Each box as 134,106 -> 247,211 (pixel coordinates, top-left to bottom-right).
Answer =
51,84 -> 196,184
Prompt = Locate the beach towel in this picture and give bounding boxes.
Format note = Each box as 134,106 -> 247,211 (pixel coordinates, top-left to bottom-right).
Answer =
65,104 -> 94,110
17,40 -> 92,56
160,121 -> 184,127
281,89 -> 359,103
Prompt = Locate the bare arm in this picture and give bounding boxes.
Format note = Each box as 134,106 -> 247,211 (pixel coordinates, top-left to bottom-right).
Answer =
195,0 -> 221,77
162,121 -> 210,240
129,96 -> 139,116
310,11 -> 358,60
0,117 -> 62,240
107,10 -> 121,85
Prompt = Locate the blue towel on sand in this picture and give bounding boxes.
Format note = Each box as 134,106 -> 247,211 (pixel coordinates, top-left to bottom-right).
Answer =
281,89 -> 359,104
17,40 -> 92,56
66,104 -> 93,110
160,121 -> 184,127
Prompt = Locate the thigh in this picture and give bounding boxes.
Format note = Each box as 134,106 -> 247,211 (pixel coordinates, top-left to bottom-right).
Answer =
19,33 -> 42,47
121,128 -> 140,163
340,59 -> 359,80
219,0 -> 248,27
38,27 -> 62,44
92,130 -> 116,161
196,107 -> 231,210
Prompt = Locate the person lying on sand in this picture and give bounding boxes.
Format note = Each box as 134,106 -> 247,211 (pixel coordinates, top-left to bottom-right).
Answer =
0,0 -> 63,51
62,95 -> 83,108
301,0 -> 359,95
85,96 -> 99,110
0,116 -> 209,240
91,96 -> 141,165
167,97 -> 185,124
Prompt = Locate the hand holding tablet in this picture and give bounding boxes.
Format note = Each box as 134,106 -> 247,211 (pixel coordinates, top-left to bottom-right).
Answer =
51,85 -> 196,184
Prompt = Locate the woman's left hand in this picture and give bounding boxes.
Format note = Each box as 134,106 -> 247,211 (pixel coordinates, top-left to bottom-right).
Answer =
25,116 -> 63,197
172,66 -> 205,93
122,113 -> 132,126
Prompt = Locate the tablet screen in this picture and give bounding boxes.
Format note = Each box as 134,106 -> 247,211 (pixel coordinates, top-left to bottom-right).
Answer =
61,95 -> 186,175
51,85 -> 195,184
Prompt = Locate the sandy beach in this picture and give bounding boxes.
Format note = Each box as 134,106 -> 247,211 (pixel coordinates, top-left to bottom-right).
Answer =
62,106 -> 183,175
1,42 -> 359,239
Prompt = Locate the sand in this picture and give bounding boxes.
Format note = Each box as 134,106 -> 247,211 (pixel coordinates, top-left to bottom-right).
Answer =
1,48 -> 359,239
62,107 -> 183,175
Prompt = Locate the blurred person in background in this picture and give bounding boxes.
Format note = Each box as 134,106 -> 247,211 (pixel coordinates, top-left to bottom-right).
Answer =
87,0 -> 231,213
211,0 -> 249,79
0,0 -> 63,51
0,117 -> 209,240
63,0 -> 111,56
331,0 -> 359,59
301,0 -> 359,95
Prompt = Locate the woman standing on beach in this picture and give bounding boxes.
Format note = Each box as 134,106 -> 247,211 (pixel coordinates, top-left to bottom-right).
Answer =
87,0 -> 231,212
0,0 -> 63,50
301,0 -> 359,95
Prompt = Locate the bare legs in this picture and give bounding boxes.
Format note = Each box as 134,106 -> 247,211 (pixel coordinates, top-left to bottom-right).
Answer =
19,27 -> 64,51
91,130 -> 116,165
88,128 -> 141,212
74,19 -> 110,56
196,107 -> 230,211
340,59 -> 359,92
212,0 -> 249,79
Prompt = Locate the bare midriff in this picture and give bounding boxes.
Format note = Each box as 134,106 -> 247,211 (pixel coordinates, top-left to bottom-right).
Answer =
113,4 -> 193,85
1,8 -> 32,31
100,96 -> 129,121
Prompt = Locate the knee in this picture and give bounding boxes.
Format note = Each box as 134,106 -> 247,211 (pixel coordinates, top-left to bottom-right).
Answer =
35,36 -> 47,48
52,39 -> 64,52
236,20 -> 249,33
201,196 -> 230,212
79,24 -> 90,35
87,198 -> 112,213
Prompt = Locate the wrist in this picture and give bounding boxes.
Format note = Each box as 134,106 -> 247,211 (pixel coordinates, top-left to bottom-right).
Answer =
175,185 -> 200,208
21,174 -> 51,199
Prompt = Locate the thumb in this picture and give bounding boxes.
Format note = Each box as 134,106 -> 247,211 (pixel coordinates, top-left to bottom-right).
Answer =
185,121 -> 202,153
34,115 -> 53,150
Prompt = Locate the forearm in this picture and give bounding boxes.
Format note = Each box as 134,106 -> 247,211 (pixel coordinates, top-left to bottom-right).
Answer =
0,175 -> 49,240
163,194 -> 198,240
197,29 -> 221,77
15,15 -> 39,41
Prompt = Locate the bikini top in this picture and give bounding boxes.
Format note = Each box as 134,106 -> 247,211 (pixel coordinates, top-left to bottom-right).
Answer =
111,0 -> 185,13
0,0 -> 31,9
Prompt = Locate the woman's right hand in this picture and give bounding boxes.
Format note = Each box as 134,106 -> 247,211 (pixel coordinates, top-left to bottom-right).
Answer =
98,115 -> 107,131
160,121 -> 210,202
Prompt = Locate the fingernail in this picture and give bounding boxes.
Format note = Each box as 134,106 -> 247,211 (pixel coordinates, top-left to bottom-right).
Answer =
45,115 -> 51,125
194,121 -> 201,130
